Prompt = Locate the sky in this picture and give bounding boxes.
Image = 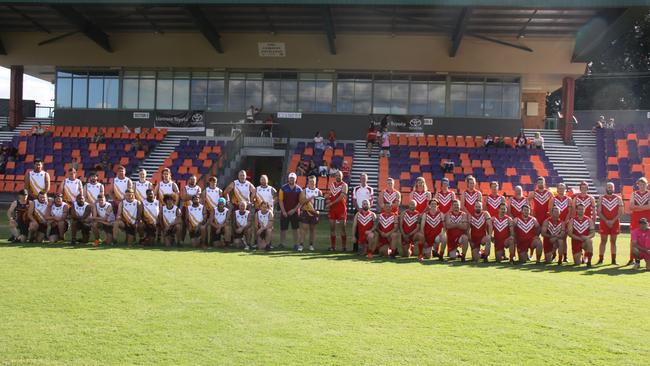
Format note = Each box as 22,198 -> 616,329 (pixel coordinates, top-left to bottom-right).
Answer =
0,66 -> 54,107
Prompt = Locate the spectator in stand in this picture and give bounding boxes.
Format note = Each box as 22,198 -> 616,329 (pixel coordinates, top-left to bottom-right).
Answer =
606,117 -> 615,129
306,160 -> 318,177
71,157 -> 79,171
319,160 -> 329,177
313,131 -> 325,153
592,115 -> 605,132
441,159 -> 454,174
130,136 -> 149,153
494,136 -> 506,148
484,135 -> 494,148
366,123 -> 377,157
341,160 -> 351,181
92,128 -> 105,144
379,127 -> 390,157
296,160 -> 308,176
95,153 -> 112,172
31,122 -> 46,137
516,132 -> 527,148
327,130 -> 336,149
328,161 -> 340,177
122,125 -> 131,133
262,114 -> 275,137
532,132 -> 544,150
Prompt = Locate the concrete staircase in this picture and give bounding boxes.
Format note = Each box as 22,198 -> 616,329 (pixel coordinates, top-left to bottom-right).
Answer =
572,130 -> 597,147
524,129 -> 597,195
349,140 -> 380,209
130,135 -> 186,180
0,117 -> 53,144
572,130 -> 603,194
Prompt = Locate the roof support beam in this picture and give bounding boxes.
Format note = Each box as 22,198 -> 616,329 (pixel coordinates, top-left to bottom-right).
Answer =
449,7 -> 472,57
185,5 -> 223,54
322,6 -> 337,55
0,36 -> 6,55
50,5 -> 112,52
572,7 -> 649,62
7,5 -> 51,34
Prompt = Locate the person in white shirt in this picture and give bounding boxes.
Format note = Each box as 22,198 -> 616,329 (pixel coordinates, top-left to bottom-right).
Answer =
223,170 -> 257,209
59,168 -> 83,205
25,159 -> 51,200
91,194 -> 114,246
154,168 -> 180,204
533,132 -> 544,150
352,173 -> 375,253
46,193 -> 69,243
186,194 -> 208,248
210,197 -> 231,248
313,131 -> 325,152
113,188 -> 142,246
256,174 -> 277,211
112,165 -> 134,214
84,172 -> 104,206
140,189 -> 160,246
70,193 -> 92,245
255,201 -> 274,251
233,201 -> 252,250
160,194 -> 182,247
134,169 -> 154,203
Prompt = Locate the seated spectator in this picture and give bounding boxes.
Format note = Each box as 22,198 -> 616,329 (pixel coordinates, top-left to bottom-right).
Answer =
306,160 -> 318,177
328,161 -> 340,177
133,127 -> 142,134
296,160 -> 308,176
313,131 -> 325,152
122,125 -> 131,133
31,122 -> 45,137
95,153 -> 112,172
532,132 -> 544,149
131,137 -> 149,154
262,114 -> 275,137
441,159 -> 454,174
379,128 -> 390,157
494,136 -> 505,148
92,128 -> 105,144
327,129 -> 336,149
606,117 -> 615,129
341,160 -> 351,180
484,135 -> 494,147
71,157 -> 79,171
319,160 -> 329,177
515,132 -> 527,149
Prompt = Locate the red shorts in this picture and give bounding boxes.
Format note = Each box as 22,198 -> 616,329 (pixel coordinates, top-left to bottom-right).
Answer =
328,206 -> 347,221
516,237 -> 536,253
493,233 -> 509,252
631,211 -> 650,231
533,211 -> 548,227
402,231 -> 417,246
357,229 -> 370,245
638,250 -> 650,261
571,239 -> 584,254
599,220 -> 620,235
377,234 -> 391,249
446,229 -> 465,252
470,232 -> 487,248
543,237 -> 556,254
424,227 -> 443,248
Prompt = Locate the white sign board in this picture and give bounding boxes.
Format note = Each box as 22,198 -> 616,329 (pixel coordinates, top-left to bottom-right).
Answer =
133,112 -> 150,119
277,112 -> 302,119
258,42 -> 286,57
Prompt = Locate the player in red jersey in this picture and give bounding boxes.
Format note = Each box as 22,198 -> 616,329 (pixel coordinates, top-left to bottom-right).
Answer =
444,200 -> 469,261
596,182 -> 623,265
573,181 -> 596,222
550,182 -> 572,222
541,206 -> 565,264
468,201 -> 493,263
400,200 -> 422,259
629,177 -> 650,265
420,198 -> 446,260
326,171 -> 349,251
484,181 -> 505,218
529,177 -> 552,227
374,201 -> 399,258
567,203 -> 595,267
513,205 -> 542,264
379,177 -> 401,215
460,175 -> 482,215
352,199 -> 377,258
411,177 -> 431,214
508,185 -> 527,220
435,177 -> 456,214
492,203 -> 514,262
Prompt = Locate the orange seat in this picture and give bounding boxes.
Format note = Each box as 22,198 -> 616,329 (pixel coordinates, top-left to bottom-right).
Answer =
607,171 -> 620,179
520,175 -> 532,185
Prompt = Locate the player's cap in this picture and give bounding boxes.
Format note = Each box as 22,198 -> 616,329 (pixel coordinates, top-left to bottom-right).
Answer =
17,189 -> 28,196
640,218 -> 648,225
441,177 -> 449,183
218,197 -> 227,205
288,172 -> 297,179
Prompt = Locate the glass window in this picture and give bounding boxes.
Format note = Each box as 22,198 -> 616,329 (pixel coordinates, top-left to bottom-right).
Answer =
103,77 -> 118,109
122,78 -> 139,109
429,83 -> 445,116
207,79 -> 225,111
245,80 -> 262,110
156,79 -> 173,110
336,81 -> 354,113
450,83 -> 467,116
467,83 -> 484,116
503,84 -> 520,118
173,79 -> 189,110
228,79 -> 245,112
484,84 -> 502,117
191,79 -> 208,110
298,80 -> 316,112
56,77 -> 72,108
353,81 -> 371,114
391,81 -> 408,115
315,80 -> 332,112
139,79 -> 155,109
372,82 -> 391,114
72,77 -> 87,108
280,80 -> 297,111
408,83 -> 428,115
88,78 -> 103,108
263,80 -> 280,112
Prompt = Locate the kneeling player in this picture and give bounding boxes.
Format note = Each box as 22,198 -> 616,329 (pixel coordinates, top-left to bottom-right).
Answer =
541,206 -> 565,264
28,190 -> 50,243
91,194 -> 114,245
210,198 -> 231,248
631,218 -> 650,270
161,194 -> 182,247
374,201 -> 399,258
567,203 -> 595,267
444,200 -> 469,260
492,203 -> 514,262
255,201 -> 274,251
400,200 -> 422,258
468,201 -> 492,263
186,194 -> 208,248
233,201 -> 252,250
352,199 -> 376,258
47,194 -> 69,243
70,194 -> 92,245
513,205 -> 542,264
140,189 -> 160,246
113,189 -> 141,245
8,189 -> 30,243
420,199 -> 446,260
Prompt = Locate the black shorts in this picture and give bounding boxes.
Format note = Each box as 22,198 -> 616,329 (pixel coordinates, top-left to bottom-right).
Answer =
99,223 -> 113,234
258,229 -> 268,240
280,212 -> 300,230
123,223 -> 137,236
143,223 -> 157,236
37,223 -> 48,234
163,225 -> 177,237
17,219 -> 29,236
233,228 -> 246,239
211,226 -> 225,240
300,211 -> 319,225
188,226 -> 203,238
48,222 -> 68,237
73,219 -> 91,233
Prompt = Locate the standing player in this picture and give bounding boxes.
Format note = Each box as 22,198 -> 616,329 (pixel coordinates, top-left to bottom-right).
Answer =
256,174 -> 277,211
411,177 -> 431,214
161,194 -> 183,247
352,199 -> 376,257
112,166 -> 134,213
113,188 -> 141,246
573,181 -> 596,222
70,194 -> 92,245
468,201 -> 492,263
484,181 -> 506,218
509,185 -> 528,219
180,175 -> 202,241
529,177 -> 552,229
46,193 -> 69,243
91,194 -> 114,246
84,172 -> 104,206
232,201 -> 252,250
224,170 -> 256,209
60,168 -> 83,205
400,200 -> 422,259
541,206 -> 565,264
202,176 -> 223,212
379,177 -> 401,214
420,198 -> 445,260
352,173 -> 374,252
550,183 -> 572,222
140,189 -> 160,246
374,201 -> 399,258
460,175 -> 482,215
134,169 -> 154,202
567,203 -> 595,267
155,168 -> 180,204
298,175 -> 321,252
25,159 -> 51,200
326,171 -> 349,251
7,189 -> 30,243
629,177 -> 650,265
513,205 -> 542,264
186,194 -> 208,248
444,200 -> 469,261
27,190 -> 50,243
435,178 -> 456,215
255,201 -> 274,251
278,172 -> 302,250
492,203 -> 515,263
596,182 -> 623,265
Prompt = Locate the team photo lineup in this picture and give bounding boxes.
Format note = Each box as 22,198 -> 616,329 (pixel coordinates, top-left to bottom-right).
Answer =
10,158 -> 650,269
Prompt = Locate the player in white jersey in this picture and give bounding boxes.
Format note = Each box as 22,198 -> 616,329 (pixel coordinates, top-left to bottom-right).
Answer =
210,197 -> 231,248
59,168 -> 83,205
352,173 -> 375,253
297,175 -> 321,251
255,201 -> 274,251
112,165 -> 133,214
46,193 -> 69,243
202,176 -> 224,212
25,159 -> 51,200
140,189 -> 160,246
232,201 -> 253,250
186,194 -> 208,248
155,168 -> 180,204
27,190 -> 51,243
113,188 -> 142,245
223,170 -> 257,209
161,194 -> 182,247
180,175 -> 202,242
134,169 -> 154,202
91,194 -> 114,246
70,194 -> 92,245
84,172 -> 104,205
256,174 -> 277,211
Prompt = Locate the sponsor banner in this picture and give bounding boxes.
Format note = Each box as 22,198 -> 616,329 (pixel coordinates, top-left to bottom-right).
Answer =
154,110 -> 205,132
277,112 -> 302,119
388,115 -> 434,133
133,112 -> 150,119
258,42 -> 286,57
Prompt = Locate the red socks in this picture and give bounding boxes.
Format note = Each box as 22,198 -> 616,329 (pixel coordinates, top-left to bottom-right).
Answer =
418,243 -> 424,256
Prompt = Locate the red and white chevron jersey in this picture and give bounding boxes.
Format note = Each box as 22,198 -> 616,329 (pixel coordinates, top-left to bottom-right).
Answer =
328,181 -> 347,211
462,190 -> 481,213
424,210 -> 444,231
485,194 -> 506,217
633,190 -> 650,206
401,210 -> 420,234
469,212 -> 489,239
436,190 -> 454,214
600,194 -> 622,220
532,189 -> 552,220
509,196 -> 528,219
378,212 -> 397,233
570,216 -> 591,236
411,190 -> 430,213
574,194 -> 594,218
552,195 -> 571,221
355,211 -> 375,244
492,215 -> 511,240
514,216 -> 538,241
382,189 -> 400,213
545,217 -> 564,237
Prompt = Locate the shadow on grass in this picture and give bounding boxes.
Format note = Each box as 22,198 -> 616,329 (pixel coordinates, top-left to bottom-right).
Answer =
0,241 -> 646,276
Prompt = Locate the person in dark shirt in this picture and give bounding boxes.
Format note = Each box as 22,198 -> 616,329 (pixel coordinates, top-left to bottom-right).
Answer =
279,172 -> 303,250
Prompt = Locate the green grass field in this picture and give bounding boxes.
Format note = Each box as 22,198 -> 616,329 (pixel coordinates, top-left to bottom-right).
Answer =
1,218 -> 649,365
